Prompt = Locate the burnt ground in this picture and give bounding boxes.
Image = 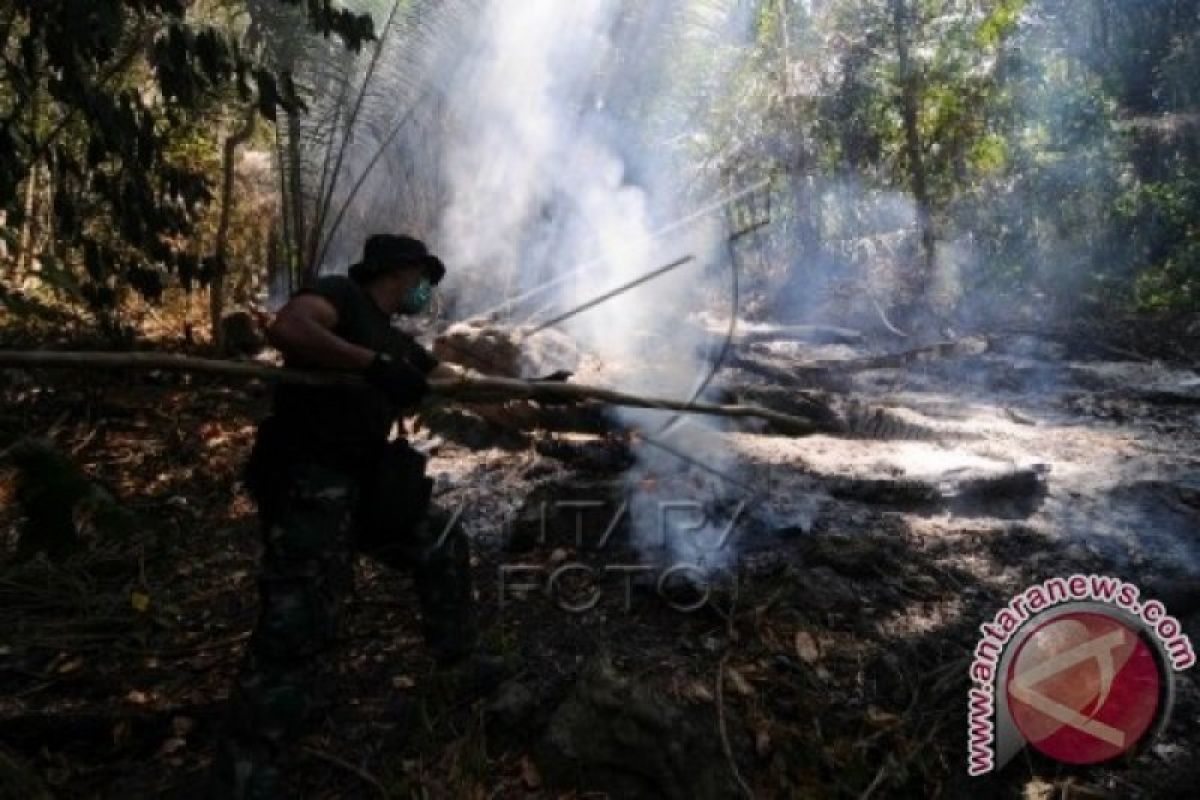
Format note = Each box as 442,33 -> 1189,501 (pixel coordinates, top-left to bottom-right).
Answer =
1,325 -> 1199,799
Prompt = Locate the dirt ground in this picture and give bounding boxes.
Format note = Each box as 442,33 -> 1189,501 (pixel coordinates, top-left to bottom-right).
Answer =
1,324 -> 1198,799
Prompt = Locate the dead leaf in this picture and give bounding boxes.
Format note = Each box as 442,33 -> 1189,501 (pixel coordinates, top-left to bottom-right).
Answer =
794,630 -> 820,664
131,590 -> 151,613
56,656 -> 83,675
1023,779 -> 1055,800
125,689 -> 151,705
684,680 -> 714,703
391,675 -> 416,690
158,736 -> 187,756
520,755 -> 542,789
725,667 -> 754,696
112,720 -> 131,748
866,706 -> 900,727
754,725 -> 772,757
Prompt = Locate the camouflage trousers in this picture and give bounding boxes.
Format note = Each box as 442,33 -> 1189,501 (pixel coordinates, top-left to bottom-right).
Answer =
212,459 -> 476,799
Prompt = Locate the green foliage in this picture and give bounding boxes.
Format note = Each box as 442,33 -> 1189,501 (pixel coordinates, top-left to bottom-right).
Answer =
975,0 -> 1026,47
3,0 -> 1197,326
0,0 -> 372,323
700,0 -> 1200,315
277,0 -> 375,51
1119,175 -> 1200,311
968,134 -> 1007,173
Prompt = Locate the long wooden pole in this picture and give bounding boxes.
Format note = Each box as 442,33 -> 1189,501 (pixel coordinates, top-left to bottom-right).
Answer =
0,351 -> 829,435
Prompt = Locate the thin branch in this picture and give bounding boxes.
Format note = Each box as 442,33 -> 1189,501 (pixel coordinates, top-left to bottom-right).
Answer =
216,105 -> 261,262
858,723 -> 942,800
716,652 -> 756,800
309,0 -> 403,271
308,72 -> 351,263
529,256 -> 697,334
272,124 -> 296,288
869,291 -> 909,339
315,86 -> 437,268
210,102 -> 260,349
299,746 -> 387,799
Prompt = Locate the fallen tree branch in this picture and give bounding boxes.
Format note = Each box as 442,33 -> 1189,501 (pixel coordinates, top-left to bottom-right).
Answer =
868,292 -> 909,339
0,350 -> 828,435
728,324 -> 864,348
813,337 -> 988,371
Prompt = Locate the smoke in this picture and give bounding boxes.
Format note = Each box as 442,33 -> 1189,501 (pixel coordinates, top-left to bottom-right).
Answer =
698,0 -> 1166,334
277,0 -> 763,570
304,0 -> 1170,337
436,2 -> 713,340
293,0 -> 477,274
430,0 -> 759,571
273,2 -> 1200,586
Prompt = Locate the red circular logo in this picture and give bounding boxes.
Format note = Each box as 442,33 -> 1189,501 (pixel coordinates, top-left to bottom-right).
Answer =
1005,611 -> 1162,764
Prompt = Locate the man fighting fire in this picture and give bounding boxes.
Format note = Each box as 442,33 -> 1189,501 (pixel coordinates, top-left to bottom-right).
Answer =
212,234 -> 481,798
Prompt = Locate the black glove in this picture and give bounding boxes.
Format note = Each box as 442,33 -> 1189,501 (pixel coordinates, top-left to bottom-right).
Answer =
364,352 -> 430,406
531,370 -> 574,406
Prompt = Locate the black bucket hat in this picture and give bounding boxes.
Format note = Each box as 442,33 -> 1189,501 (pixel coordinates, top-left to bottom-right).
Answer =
348,234 -> 446,286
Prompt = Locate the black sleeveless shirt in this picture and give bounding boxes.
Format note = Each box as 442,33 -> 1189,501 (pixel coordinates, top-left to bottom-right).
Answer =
270,276 -> 439,470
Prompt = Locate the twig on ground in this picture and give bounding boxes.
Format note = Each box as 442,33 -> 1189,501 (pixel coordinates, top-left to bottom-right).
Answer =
0,411 -> 70,460
869,293 -> 909,339
1099,343 -> 1152,363
858,755 -> 893,800
857,722 -> 942,800
716,651 -> 756,800
300,745 -> 388,799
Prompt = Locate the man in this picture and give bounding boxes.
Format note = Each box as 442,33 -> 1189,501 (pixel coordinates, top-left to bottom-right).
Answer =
213,234 -> 479,799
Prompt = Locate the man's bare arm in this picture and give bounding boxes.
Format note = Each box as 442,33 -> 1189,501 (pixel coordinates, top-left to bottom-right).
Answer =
267,295 -> 376,370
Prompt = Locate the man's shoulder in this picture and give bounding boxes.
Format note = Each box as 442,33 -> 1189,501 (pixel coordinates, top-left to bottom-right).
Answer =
298,274 -> 366,311
305,274 -> 360,296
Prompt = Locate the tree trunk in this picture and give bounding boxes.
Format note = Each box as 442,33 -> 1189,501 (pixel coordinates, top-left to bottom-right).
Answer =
1095,0 -> 1110,57
210,105 -> 258,353
13,22 -> 42,282
891,0 -> 935,308
265,219 -> 283,299
15,167 -> 38,280
777,0 -> 792,98
286,106 -> 308,285
272,125 -> 295,293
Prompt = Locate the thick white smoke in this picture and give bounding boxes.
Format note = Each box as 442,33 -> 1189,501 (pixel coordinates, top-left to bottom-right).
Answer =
296,0 -> 759,571
434,0 -> 756,571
